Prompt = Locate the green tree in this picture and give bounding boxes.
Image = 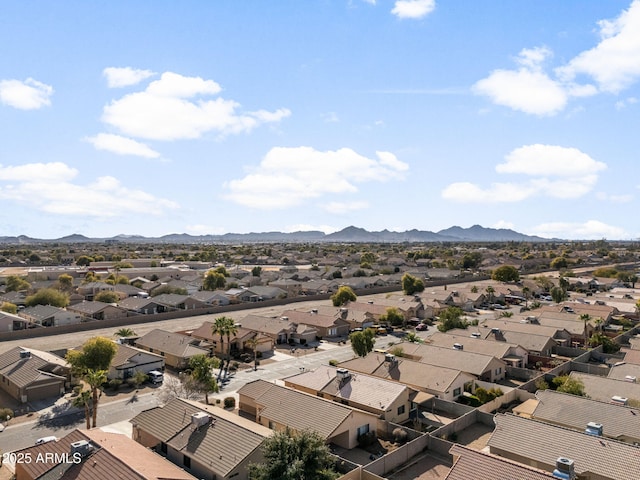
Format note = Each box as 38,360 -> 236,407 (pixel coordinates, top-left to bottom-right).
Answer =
491,265 -> 520,282
188,354 -> 220,403
94,291 -> 120,304
401,273 -> 425,295
550,286 -> 566,303
25,288 -> 69,307
57,274 -> 74,292
76,255 -> 94,267
550,257 -> 569,269
5,275 -> 30,292
251,266 -> 263,277
66,337 -> 117,428
203,271 -> 226,290
437,306 -> 468,332
379,307 -> 404,327
331,286 -> 357,306
350,329 -> 375,357
1,302 -> 17,314
405,332 -> 423,343
589,333 -> 621,353
553,376 -> 585,396
461,252 -> 482,269
248,428 -> 339,480
214,265 -> 229,277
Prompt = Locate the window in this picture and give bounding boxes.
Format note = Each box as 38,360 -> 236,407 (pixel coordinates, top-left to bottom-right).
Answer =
357,424 -> 369,437
453,388 -> 461,397
183,455 -> 191,469
397,405 -> 405,415
495,368 -> 502,375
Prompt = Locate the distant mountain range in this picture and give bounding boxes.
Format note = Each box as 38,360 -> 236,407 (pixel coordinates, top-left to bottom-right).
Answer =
0,225 -> 554,244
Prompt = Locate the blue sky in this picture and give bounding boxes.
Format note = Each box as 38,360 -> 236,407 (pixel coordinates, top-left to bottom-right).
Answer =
1,1 -> 638,240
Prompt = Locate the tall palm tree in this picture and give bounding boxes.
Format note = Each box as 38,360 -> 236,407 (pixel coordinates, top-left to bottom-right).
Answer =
224,318 -> 239,376
72,389 -> 92,430
522,286 -> 530,309
580,313 -> 591,348
211,316 -> 234,379
245,335 -> 260,371
485,286 -> 495,304
114,327 -> 136,338
85,369 -> 108,428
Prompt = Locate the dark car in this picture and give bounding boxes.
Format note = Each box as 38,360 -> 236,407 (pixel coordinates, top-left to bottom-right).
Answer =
415,323 -> 428,331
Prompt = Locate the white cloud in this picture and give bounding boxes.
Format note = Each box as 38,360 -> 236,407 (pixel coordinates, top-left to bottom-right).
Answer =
321,112 -> 340,123
615,96 -> 637,109
596,191 -> 634,203
323,200 -> 370,213
85,133 -> 161,158
473,48 -> 568,116
224,146 -> 408,209
284,224 -> 340,234
102,71 -> 291,141
530,220 -> 629,240
492,220 -> 515,230
103,67 -> 156,88
0,162 -> 178,217
0,78 -> 53,110
442,144 -> 605,203
391,0 -> 436,19
497,144 -> 606,177
557,0 -> 640,93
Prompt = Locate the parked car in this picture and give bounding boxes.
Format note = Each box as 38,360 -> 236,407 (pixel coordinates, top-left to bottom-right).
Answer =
35,436 -> 57,445
416,323 -> 428,331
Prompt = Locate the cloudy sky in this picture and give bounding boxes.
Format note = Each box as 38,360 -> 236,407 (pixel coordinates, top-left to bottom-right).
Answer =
1,1 -> 638,240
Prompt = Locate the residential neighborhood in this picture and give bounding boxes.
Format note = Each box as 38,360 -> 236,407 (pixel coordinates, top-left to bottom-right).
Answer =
0,240 -> 640,479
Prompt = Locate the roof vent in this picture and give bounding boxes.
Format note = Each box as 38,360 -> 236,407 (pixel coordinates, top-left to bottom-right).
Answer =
585,422 -> 603,436
470,332 -> 482,339
384,353 -> 397,364
70,440 -> 92,457
336,368 -> 350,382
611,395 -> 628,406
552,457 -> 576,480
625,375 -> 637,383
280,316 -> 289,321
191,412 -> 211,429
19,350 -> 31,359
453,343 -> 464,351
311,308 -> 318,314
491,327 -> 501,334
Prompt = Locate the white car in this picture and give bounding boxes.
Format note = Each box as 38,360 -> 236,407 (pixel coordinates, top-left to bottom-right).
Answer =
0,423 -> 5,432
35,436 -> 57,445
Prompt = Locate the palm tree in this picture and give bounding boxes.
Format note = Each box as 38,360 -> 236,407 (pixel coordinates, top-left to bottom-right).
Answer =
211,316 -> 235,379
84,369 -> 108,428
72,389 -> 92,430
114,328 -> 136,338
245,335 -> 260,371
224,319 -> 239,376
485,286 -> 495,304
580,314 -> 591,347
522,286 -> 530,309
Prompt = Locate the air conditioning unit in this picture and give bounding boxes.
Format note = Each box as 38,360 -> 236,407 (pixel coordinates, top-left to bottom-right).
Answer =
19,350 -> 31,359
191,412 -> 211,429
585,422 -> 603,436
336,368 -> 350,381
453,343 -> 464,351
384,353 -> 396,363
70,440 -> 92,457
624,375 -> 637,383
470,332 -> 482,339
611,395 -> 628,406
552,457 -> 576,480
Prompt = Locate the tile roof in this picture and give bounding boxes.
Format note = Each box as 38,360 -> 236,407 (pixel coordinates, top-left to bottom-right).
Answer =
284,365 -> 408,412
111,343 -> 163,369
281,309 -> 347,328
237,314 -> 292,335
570,371 -> 640,403
0,346 -> 67,388
131,398 -> 267,478
488,414 -> 640,480
135,329 -> 210,358
607,362 -> 640,382
427,332 -> 517,358
400,344 -> 505,377
532,389 -> 640,441
338,353 -> 472,395
237,380 -> 358,439
446,444 -> 556,480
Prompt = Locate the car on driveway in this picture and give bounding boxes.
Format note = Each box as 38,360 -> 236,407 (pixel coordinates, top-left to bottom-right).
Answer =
416,323 -> 428,331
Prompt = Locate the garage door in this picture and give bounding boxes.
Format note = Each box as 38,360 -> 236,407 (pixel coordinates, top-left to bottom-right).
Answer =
25,382 -> 62,402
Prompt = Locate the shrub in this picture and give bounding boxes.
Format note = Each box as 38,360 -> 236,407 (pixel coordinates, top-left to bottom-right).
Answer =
357,431 -> 377,447
223,397 -> 236,409
109,379 -> 123,391
329,359 -> 338,366
0,407 -> 14,420
392,428 -> 408,444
